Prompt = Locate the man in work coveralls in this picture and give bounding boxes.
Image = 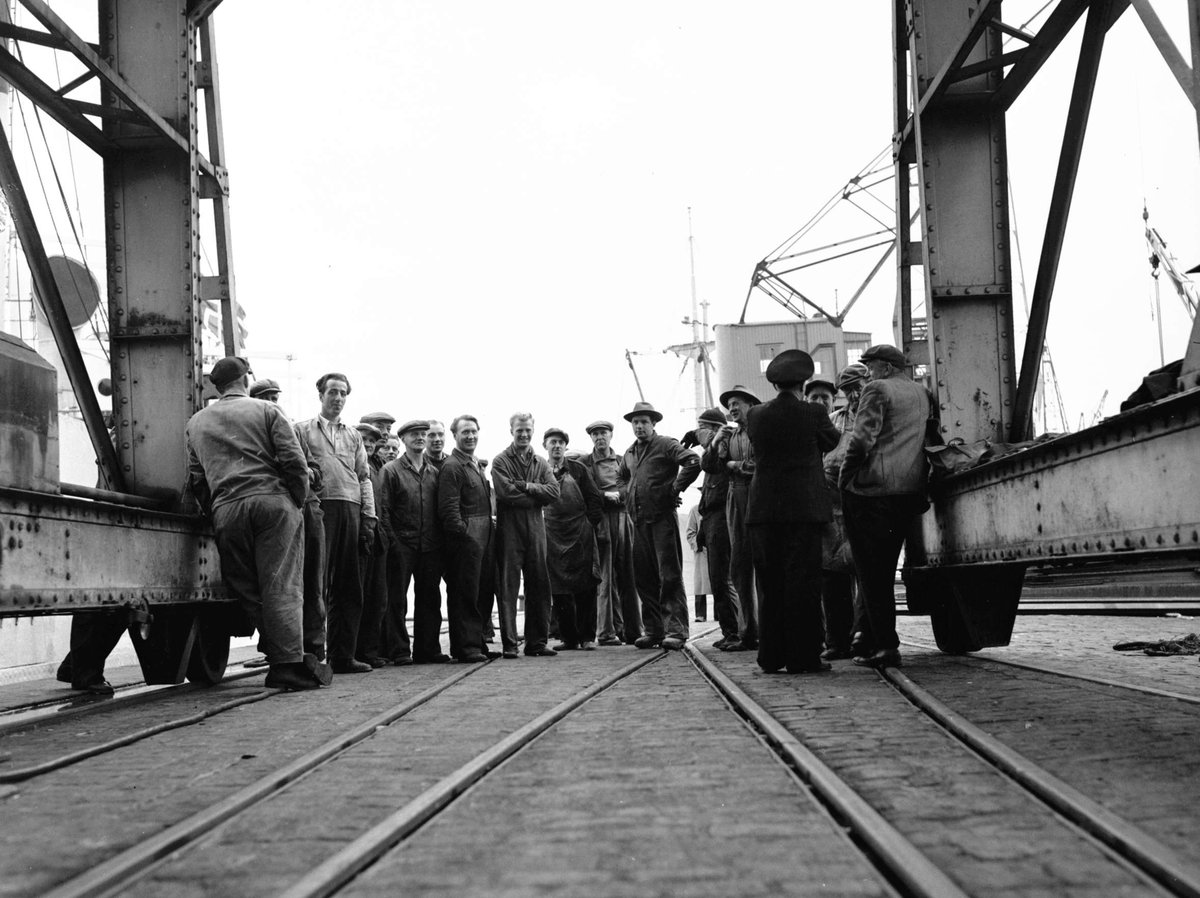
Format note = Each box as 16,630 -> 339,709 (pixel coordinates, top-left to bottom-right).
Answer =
617,400 -> 700,650
492,412 -> 561,658
186,356 -> 328,691
436,415 -> 492,663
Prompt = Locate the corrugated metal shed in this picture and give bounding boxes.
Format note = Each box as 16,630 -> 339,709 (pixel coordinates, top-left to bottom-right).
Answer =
714,320 -> 872,400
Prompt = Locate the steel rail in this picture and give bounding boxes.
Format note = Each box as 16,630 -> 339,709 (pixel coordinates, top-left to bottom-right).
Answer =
682,643 -> 970,898
39,661 -> 488,898
896,637 -> 1200,706
276,649 -> 672,898
0,686 -> 280,783
883,668 -> 1200,898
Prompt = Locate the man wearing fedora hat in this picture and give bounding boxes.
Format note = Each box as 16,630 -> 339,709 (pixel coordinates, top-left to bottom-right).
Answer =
744,350 -> 840,674
714,384 -> 764,652
185,357 -> 326,690
579,420 -> 642,645
617,401 -> 701,650
839,344 -> 934,669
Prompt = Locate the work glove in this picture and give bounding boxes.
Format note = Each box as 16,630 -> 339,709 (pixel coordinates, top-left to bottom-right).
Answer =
681,430 -> 700,449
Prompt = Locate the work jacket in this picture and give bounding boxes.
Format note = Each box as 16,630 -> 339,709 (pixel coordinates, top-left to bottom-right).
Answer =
379,453 -> 442,552
185,390 -> 309,514
839,372 -> 933,497
294,416 -> 376,517
437,448 -> 493,539
617,432 -> 700,525
745,391 -> 840,525
491,444 -> 559,522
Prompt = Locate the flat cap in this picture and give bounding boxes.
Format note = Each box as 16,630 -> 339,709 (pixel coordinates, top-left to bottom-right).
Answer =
860,344 -> 907,367
803,378 -> 836,397
764,349 -> 814,386
585,420 -> 615,434
397,419 -> 430,437
622,401 -> 663,423
542,427 -> 569,444
698,407 -> 727,426
249,378 -> 282,398
209,356 -> 251,389
354,422 -> 383,440
837,362 -> 870,390
359,412 -> 396,431
719,384 -> 761,408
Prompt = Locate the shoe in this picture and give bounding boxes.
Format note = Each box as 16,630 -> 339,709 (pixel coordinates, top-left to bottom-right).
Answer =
790,661 -> 833,674
303,653 -> 334,686
553,642 -> 579,651
359,656 -> 389,668
713,637 -> 728,649
330,659 -> 373,674
633,636 -> 661,650
849,632 -> 873,657
598,636 -> 623,646
853,648 -> 902,668
390,656 -> 414,667
265,664 -> 321,690
462,652 -> 489,663
71,679 -> 114,696
484,650 -> 504,659
821,647 -> 853,661
502,649 -> 519,659
414,653 -> 451,664
661,637 -> 686,651
244,656 -> 270,668
720,640 -> 748,652
581,641 -> 597,651
526,646 -> 559,657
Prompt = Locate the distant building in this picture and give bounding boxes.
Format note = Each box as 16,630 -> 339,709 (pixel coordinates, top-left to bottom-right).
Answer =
714,319 -> 871,400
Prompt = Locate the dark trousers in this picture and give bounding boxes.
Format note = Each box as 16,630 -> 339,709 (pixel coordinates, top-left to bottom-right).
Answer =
726,483 -> 761,645
321,499 -> 364,664
596,510 -> 642,642
443,515 -> 490,659
632,516 -> 689,642
495,510 -> 553,654
61,611 -> 128,687
386,543 -> 444,661
302,499 -> 327,661
821,569 -> 855,652
702,508 -> 741,639
750,521 -> 824,672
553,587 -> 597,646
842,492 -> 927,653
357,529 -> 388,662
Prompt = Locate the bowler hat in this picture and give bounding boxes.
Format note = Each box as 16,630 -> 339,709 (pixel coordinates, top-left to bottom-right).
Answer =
354,422 -> 383,441
397,419 -> 429,437
543,427 -> 569,444
585,420 -> 614,434
623,401 -> 663,423
697,407 -> 727,426
764,350 -> 814,386
804,378 -> 836,397
360,412 -> 396,432
860,344 -> 907,367
719,384 -> 761,408
249,377 -> 281,399
209,356 -> 251,389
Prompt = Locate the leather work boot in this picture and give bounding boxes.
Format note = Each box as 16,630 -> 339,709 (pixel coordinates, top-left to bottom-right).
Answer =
303,653 -> 334,686
266,663 -> 322,691
852,648 -> 902,669
633,636 -> 661,649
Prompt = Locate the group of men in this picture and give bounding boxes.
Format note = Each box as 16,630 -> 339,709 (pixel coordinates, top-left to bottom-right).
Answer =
64,340 -> 930,694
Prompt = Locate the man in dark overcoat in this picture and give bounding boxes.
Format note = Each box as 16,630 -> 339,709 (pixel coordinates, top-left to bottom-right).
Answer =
744,350 -> 840,674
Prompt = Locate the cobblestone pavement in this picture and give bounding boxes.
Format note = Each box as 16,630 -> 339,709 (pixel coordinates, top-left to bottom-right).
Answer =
340,653 -> 890,898
897,614 -> 1200,699
700,637 -> 1170,898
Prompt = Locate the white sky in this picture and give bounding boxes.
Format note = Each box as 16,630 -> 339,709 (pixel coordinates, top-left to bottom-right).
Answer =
5,1 -> 1199,462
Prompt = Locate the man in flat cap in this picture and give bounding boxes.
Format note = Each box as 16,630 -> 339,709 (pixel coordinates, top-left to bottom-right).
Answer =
249,378 -> 282,401
360,412 -> 396,437
542,428 -> 604,650
694,407 -> 741,647
294,373 -> 378,674
578,419 -> 641,645
804,378 -> 837,414
745,350 -> 840,674
436,414 -> 491,662
492,412 -> 560,658
354,421 -> 390,667
380,420 -> 450,664
839,344 -> 934,669
713,384 -> 763,652
617,401 -> 701,650
185,357 -> 326,690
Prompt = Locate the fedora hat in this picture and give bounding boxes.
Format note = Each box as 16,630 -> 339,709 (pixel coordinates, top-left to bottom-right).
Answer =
623,401 -> 663,423
719,384 -> 761,408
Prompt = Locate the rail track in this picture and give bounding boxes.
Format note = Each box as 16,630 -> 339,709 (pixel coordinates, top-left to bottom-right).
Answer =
2,629 -> 1197,898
